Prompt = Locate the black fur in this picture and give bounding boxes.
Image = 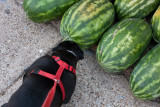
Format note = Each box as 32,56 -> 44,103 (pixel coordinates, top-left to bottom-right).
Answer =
2,41 -> 84,107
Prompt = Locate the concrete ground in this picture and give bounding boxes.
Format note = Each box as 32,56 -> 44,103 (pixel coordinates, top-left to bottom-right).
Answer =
0,0 -> 160,107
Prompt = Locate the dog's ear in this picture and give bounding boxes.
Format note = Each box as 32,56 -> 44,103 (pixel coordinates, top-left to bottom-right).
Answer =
52,47 -> 58,52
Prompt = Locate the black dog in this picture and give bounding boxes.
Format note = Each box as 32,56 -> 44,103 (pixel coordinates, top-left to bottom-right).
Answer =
2,41 -> 84,107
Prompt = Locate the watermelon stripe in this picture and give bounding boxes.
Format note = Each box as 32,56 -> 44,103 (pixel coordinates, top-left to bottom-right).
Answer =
70,10 -> 114,40
102,41 -> 145,70
134,78 -> 160,95
153,87 -> 160,97
102,61 -> 126,70
119,0 -> 144,18
96,18 -> 152,72
29,9 -> 55,18
130,44 -> 160,100
152,6 -> 160,42
24,0 -> 33,10
130,50 -> 158,87
35,1 -> 48,8
102,32 -> 132,62
65,3 -> 112,32
68,2 -> 113,32
67,0 -> 88,26
60,0 -> 115,49
100,19 -> 133,59
36,1 -> 74,9
101,28 -> 126,60
70,8 -> 114,36
61,26 -> 101,48
101,21 -> 149,63
29,1 -> 74,18
23,0 -> 79,22
131,0 -> 155,16
136,60 -> 160,91
61,2 -> 80,27
63,1 -> 113,34
133,81 -> 160,100
132,70 -> 156,92
119,0 -> 148,18
120,42 -> 146,64
114,0 -> 160,20
136,92 -> 160,100
130,62 -> 151,90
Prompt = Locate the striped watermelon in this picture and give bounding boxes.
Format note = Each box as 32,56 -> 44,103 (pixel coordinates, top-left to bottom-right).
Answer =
114,0 -> 160,20
130,43 -> 160,100
23,0 -> 80,23
60,0 -> 115,49
152,6 -> 160,43
96,18 -> 152,72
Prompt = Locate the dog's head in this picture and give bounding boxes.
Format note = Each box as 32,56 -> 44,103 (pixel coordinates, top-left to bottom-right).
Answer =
52,41 -> 84,60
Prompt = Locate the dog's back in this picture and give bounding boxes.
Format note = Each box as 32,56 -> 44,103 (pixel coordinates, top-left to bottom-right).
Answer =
2,41 -> 83,107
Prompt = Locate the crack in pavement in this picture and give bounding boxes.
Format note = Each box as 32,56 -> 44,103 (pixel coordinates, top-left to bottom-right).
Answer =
0,47 -> 58,97
0,72 -> 24,97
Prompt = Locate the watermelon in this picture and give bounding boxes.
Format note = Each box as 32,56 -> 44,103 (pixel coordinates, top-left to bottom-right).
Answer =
130,43 -> 160,100
114,0 -> 160,20
96,18 -> 152,72
152,6 -> 160,43
23,0 -> 80,23
60,0 -> 115,49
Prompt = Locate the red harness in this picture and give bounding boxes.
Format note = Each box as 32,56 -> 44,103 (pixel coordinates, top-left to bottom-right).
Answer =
30,56 -> 76,107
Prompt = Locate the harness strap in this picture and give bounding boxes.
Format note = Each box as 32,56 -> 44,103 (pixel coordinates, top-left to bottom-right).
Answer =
30,56 -> 76,107
53,56 -> 76,74
42,80 -> 57,107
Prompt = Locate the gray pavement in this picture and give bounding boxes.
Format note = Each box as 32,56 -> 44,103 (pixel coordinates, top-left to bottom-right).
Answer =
0,0 -> 159,106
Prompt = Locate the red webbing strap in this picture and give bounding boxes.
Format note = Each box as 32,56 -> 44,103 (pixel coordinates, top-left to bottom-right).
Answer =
38,70 -> 56,80
42,62 -> 66,107
30,56 -> 76,107
42,81 -> 57,107
52,56 -> 76,74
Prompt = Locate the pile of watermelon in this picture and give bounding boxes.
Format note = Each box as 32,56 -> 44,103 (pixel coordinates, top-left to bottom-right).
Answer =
23,0 -> 160,101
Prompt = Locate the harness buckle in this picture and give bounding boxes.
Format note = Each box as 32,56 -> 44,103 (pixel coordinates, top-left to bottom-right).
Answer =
54,57 -> 61,62
54,79 -> 60,83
